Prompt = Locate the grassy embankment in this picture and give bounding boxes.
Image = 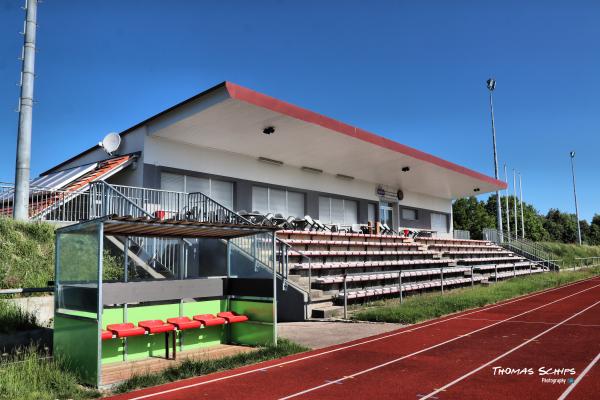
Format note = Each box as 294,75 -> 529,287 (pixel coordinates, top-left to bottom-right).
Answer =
540,241 -> 600,268
353,266 -> 600,324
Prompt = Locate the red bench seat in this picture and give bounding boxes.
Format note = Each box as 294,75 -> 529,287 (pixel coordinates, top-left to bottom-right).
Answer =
167,316 -> 202,330
193,314 -> 226,326
106,323 -> 146,338
218,311 -> 249,323
101,330 -> 114,340
138,320 -> 175,334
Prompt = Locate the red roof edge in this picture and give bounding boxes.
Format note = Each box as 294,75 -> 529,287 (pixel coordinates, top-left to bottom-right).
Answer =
225,81 -> 507,190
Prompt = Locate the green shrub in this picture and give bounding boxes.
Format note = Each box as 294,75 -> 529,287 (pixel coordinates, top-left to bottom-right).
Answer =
0,300 -> 40,333
0,345 -> 99,400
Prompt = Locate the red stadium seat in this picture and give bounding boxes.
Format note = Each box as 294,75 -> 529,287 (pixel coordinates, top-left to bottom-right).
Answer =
138,320 -> 175,334
193,314 -> 226,327
101,329 -> 114,340
106,323 -> 146,338
217,311 -> 249,323
138,320 -> 176,360
167,316 -> 202,330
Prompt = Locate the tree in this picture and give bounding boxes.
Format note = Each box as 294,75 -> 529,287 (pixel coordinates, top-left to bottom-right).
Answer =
453,197 -> 496,240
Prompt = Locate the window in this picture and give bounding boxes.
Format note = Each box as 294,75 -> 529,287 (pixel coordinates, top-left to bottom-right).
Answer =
160,172 -> 234,209
368,203 -> 376,223
319,196 -> 358,225
251,187 -> 305,217
401,208 -> 418,221
431,213 -> 448,233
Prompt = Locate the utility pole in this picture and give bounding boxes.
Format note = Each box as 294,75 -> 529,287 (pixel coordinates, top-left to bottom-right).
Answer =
519,173 -> 525,239
13,0 -> 38,220
570,151 -> 582,245
513,169 -> 518,239
504,164 -> 511,241
487,78 -> 503,241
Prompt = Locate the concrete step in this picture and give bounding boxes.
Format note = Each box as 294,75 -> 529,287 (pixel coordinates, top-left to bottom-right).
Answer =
310,305 -> 344,319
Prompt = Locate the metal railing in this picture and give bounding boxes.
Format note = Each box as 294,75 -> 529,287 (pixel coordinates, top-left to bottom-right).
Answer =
1,182 -> 90,222
340,265 -> 479,318
483,228 -> 559,271
453,229 -> 471,240
573,257 -> 600,271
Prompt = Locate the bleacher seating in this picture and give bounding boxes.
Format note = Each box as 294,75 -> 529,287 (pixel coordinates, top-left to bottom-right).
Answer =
278,229 -> 547,310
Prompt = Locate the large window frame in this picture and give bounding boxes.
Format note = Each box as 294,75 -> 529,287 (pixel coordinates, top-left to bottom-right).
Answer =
160,172 -> 234,209
401,207 -> 418,221
319,196 -> 358,226
251,186 -> 305,218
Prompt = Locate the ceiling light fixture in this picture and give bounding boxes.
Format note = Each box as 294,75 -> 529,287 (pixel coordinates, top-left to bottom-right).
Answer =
263,126 -> 275,135
301,166 -> 323,174
258,157 -> 283,166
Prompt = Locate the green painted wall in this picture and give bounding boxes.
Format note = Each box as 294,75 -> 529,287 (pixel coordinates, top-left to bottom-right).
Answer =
54,314 -> 99,386
101,300 -> 225,364
230,299 -> 275,346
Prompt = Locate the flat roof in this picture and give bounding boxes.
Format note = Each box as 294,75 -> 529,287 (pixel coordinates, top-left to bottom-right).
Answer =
44,81 -> 506,197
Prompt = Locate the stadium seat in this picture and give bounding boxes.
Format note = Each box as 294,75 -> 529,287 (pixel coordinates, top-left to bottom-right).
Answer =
166,316 -> 201,330
217,311 -> 249,323
106,323 -> 146,338
138,320 -> 176,360
138,320 -> 175,334
101,329 -> 114,340
193,314 -> 227,326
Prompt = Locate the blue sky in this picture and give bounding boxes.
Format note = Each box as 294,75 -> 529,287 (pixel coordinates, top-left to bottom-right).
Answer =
1,1 -> 598,220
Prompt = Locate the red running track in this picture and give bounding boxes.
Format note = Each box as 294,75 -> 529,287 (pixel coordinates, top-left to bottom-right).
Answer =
108,276 -> 600,400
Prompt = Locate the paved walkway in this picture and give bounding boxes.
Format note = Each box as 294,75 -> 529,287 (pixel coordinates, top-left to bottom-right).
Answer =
277,320 -> 404,349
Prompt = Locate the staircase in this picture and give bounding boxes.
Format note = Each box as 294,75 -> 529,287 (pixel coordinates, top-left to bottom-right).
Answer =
483,228 -> 560,271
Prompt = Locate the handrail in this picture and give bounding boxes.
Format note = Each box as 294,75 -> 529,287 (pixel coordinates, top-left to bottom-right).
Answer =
89,181 -> 153,219
276,239 -> 312,300
186,192 -> 252,225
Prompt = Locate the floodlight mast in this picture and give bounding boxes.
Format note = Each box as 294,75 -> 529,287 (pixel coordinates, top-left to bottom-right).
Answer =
487,78 -> 503,241
13,0 -> 38,220
570,151 -> 582,245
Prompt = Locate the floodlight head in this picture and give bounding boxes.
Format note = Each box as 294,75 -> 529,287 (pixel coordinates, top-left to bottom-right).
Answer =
486,78 -> 496,91
99,132 -> 121,155
570,151 -> 576,158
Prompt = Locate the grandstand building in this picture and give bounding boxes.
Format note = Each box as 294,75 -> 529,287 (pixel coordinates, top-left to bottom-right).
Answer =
9,81 -> 555,321
41,81 -> 506,237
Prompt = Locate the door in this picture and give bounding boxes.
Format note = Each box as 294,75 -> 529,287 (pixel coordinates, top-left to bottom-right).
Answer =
379,202 -> 394,229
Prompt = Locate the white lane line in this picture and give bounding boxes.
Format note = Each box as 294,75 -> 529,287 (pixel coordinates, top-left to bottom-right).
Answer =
557,352 -> 600,400
419,301 -> 600,400
277,283 -> 600,400
123,277 -> 598,400
457,317 -> 600,328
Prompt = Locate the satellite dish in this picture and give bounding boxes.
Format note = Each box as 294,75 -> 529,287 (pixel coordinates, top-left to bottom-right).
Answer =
99,132 -> 121,155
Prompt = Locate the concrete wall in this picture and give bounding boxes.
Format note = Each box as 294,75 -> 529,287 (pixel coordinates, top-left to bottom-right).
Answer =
143,137 -> 453,232
8,295 -> 54,327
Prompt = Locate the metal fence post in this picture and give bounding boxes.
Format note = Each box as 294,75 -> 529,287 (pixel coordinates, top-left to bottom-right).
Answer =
343,273 -> 348,319
441,267 -> 444,294
471,266 -> 474,287
495,265 -> 498,283
399,270 -> 403,303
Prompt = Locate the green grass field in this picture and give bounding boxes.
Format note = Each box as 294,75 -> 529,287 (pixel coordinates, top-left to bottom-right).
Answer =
352,266 -> 600,324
